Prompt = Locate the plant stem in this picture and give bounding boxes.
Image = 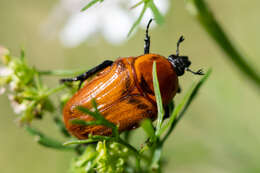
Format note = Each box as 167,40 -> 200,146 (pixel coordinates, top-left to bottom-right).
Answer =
162,69 -> 212,143
186,0 -> 260,90
46,84 -> 67,95
39,69 -> 85,76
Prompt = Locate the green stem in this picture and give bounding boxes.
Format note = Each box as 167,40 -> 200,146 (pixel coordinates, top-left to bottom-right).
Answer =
150,141 -> 163,172
153,62 -> 165,136
46,84 -> 66,95
186,0 -> 260,90
34,71 -> 43,90
162,69 -> 212,143
64,138 -> 102,146
39,69 -> 85,76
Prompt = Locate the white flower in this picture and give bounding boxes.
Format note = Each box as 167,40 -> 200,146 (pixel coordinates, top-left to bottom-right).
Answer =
0,87 -> 5,95
0,66 -> 13,77
41,0 -> 170,47
9,80 -> 18,91
8,94 -> 27,114
0,66 -> 13,95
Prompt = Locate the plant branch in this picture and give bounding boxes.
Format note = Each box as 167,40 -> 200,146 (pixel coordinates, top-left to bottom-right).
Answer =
39,69 -> 85,76
186,0 -> 260,90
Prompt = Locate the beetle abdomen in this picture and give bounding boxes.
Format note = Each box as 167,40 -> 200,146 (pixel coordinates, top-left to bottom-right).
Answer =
63,58 -> 157,139
69,95 -> 156,138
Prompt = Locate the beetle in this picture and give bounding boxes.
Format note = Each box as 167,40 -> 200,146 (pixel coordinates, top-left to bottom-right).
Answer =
61,19 -> 203,139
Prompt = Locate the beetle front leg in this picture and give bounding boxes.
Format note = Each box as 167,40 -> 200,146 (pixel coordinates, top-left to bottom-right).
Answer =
60,60 -> 113,89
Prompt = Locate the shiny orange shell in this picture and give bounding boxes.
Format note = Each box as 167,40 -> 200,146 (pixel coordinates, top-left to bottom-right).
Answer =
63,54 -> 179,139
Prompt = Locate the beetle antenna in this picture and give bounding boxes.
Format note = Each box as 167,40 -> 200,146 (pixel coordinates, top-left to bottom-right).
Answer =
186,68 -> 204,75
176,36 -> 185,56
144,19 -> 153,54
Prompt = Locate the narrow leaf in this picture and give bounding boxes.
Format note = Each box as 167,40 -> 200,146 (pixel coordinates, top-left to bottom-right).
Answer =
81,0 -> 102,12
91,99 -> 99,114
70,119 -> 103,126
128,3 -> 148,37
148,1 -> 164,25
77,106 -> 100,120
64,139 -> 101,146
130,0 -> 144,9
141,119 -> 155,139
77,104 -> 119,138
20,48 -> 25,61
64,135 -> 113,146
153,62 -> 165,136
26,126 -> 74,150
160,69 -> 212,140
39,69 -> 86,76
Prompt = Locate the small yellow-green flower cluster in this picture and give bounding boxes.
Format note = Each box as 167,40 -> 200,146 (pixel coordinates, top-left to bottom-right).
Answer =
70,141 -> 130,173
0,46 -> 54,123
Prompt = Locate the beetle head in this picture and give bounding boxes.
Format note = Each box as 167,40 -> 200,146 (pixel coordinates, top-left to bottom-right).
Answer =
168,36 -> 203,76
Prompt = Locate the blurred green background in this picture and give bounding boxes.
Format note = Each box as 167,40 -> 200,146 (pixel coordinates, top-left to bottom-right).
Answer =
0,0 -> 260,172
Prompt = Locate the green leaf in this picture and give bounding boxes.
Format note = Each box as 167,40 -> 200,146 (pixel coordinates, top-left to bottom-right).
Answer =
20,48 -> 25,61
77,106 -> 100,120
130,0 -> 144,9
148,1 -> 164,25
141,119 -> 155,139
152,62 -> 165,136
91,99 -> 99,114
128,0 -> 165,37
70,119 -> 103,126
76,100 -> 119,138
160,69 -> 212,141
186,0 -> 260,90
39,69 -> 86,76
25,126 -> 74,150
81,0 -> 103,12
64,136 -> 110,146
128,3 -> 148,37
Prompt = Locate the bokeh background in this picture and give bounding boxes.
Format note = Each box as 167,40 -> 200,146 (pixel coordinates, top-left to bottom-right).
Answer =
0,0 -> 260,172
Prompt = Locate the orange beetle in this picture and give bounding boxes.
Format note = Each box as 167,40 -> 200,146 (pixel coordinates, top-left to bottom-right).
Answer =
61,20 -> 203,139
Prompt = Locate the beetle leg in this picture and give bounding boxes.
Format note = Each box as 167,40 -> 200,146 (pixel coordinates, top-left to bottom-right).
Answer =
60,60 -> 113,89
144,19 -> 153,54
